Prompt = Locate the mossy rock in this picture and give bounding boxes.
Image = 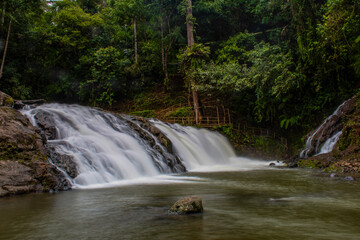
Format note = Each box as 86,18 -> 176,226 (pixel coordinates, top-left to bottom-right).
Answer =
297,159 -> 323,168
169,196 -> 203,215
0,91 -> 14,107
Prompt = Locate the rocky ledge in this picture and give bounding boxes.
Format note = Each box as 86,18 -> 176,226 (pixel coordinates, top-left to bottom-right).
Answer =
0,92 -> 69,197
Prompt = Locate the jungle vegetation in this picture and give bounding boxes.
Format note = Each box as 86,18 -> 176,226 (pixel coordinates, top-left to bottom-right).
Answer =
0,0 -> 359,134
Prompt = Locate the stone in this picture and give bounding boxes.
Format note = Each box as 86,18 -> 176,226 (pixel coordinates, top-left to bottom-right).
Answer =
330,173 -> 338,178
169,196 -> 203,215
0,91 -> 14,107
269,163 -> 276,166
13,100 -> 25,110
0,106 -> 69,197
34,110 -> 58,140
343,176 -> 355,181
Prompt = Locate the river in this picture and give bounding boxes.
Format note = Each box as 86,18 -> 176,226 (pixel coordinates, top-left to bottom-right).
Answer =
1,168 -> 359,240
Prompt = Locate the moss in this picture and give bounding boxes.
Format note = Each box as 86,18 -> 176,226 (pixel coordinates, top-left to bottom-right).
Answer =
165,107 -> 193,118
323,164 -> 341,173
297,159 -> 323,168
130,110 -> 156,118
4,96 -> 14,106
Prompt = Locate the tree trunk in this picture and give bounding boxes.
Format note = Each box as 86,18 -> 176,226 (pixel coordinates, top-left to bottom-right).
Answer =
0,18 -> 11,80
186,0 -> 200,125
160,0 -> 167,87
134,17 -> 138,64
186,0 -> 194,48
1,1 -> 6,26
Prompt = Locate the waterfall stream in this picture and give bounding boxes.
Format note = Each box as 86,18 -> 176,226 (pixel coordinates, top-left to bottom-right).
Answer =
299,100 -> 348,158
22,104 -> 271,189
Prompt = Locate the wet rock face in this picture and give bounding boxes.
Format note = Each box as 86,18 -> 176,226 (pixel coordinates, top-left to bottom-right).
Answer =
169,196 -> 203,215
33,110 -> 79,179
0,106 -> 69,197
301,97 -> 356,158
46,146 -> 78,179
122,115 -> 186,173
35,110 -> 58,140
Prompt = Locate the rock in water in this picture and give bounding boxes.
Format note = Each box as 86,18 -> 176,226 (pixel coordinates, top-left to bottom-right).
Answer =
169,196 -> 203,215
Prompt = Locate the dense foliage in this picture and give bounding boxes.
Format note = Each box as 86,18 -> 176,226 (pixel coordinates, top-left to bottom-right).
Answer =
0,0 -> 359,132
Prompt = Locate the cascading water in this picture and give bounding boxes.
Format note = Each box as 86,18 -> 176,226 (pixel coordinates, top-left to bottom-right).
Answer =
22,104 -> 185,188
21,103 -> 271,189
299,99 -> 351,158
152,121 -> 269,171
318,131 -> 342,155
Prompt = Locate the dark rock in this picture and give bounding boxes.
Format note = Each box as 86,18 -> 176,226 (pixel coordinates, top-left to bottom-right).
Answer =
343,176 -> 355,181
34,110 -> 58,140
0,91 -> 14,107
269,163 -> 276,166
169,196 -> 203,215
13,100 -> 25,110
46,145 -> 78,178
121,114 -> 186,173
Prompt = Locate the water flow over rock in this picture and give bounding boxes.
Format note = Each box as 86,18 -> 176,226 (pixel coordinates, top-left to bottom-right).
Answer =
152,121 -> 242,170
22,104 -> 185,188
300,97 -> 355,158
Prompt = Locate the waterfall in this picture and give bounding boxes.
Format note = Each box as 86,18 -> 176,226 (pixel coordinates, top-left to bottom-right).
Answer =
300,100 -> 349,158
152,121 -> 269,171
318,131 -> 342,155
22,104 -> 270,188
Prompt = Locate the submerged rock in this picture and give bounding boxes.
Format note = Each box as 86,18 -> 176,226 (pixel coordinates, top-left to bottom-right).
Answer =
169,196 -> 203,215
343,176 -> 355,181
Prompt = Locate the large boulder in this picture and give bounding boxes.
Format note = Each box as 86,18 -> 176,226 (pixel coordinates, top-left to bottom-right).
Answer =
169,196 -> 203,215
0,106 -> 69,197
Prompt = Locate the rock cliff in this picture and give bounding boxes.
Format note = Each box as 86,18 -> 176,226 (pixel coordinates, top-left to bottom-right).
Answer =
0,92 -> 69,197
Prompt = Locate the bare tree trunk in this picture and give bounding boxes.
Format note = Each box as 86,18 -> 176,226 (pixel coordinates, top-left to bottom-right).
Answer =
134,17 -> 138,64
0,18 -> 11,79
186,0 -> 200,125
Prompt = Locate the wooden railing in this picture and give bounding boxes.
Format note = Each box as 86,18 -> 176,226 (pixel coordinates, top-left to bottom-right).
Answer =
159,105 -> 288,148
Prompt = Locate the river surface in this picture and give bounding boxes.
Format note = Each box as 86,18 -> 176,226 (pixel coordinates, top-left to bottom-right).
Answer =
1,168 -> 360,240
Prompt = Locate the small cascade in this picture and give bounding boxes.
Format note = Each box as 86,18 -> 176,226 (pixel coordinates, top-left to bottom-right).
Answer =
318,131 -> 342,155
300,98 -> 354,158
152,121 -> 268,171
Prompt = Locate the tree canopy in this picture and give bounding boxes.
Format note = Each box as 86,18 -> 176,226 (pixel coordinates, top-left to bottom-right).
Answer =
0,0 -> 359,131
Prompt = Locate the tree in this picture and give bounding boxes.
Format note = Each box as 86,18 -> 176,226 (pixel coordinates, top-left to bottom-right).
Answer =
79,46 -> 131,106
109,0 -> 146,64
185,0 -> 201,124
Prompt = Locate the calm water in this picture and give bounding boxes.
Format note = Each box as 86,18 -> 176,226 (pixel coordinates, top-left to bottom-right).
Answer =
1,168 -> 360,240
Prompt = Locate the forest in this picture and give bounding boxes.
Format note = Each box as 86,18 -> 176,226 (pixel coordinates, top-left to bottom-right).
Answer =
1,0 -> 359,140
